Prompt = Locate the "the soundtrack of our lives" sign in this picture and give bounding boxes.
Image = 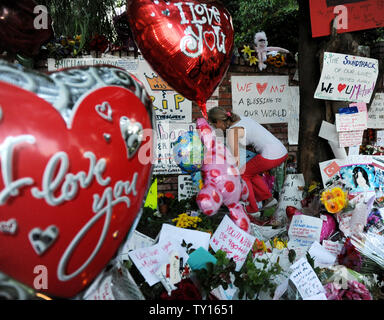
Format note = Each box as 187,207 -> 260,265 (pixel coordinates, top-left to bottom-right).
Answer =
314,52 -> 379,103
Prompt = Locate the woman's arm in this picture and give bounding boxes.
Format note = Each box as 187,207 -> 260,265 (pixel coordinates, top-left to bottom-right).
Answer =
227,127 -> 244,168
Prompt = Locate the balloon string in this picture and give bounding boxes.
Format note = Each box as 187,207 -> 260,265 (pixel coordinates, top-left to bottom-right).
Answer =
199,102 -> 208,120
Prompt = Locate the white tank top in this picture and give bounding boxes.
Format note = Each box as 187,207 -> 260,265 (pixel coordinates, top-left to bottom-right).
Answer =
230,117 -> 287,160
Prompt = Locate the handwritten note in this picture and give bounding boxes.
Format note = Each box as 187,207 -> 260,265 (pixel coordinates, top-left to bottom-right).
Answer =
288,215 -> 323,250
231,75 -> 291,124
338,130 -> 364,147
368,93 -> 384,129
289,257 -> 325,299
128,239 -> 186,286
153,122 -> 196,175
335,111 -> 368,132
119,230 -> 155,261
274,174 -> 305,223
178,175 -> 199,200
322,240 -> 344,257
85,275 -> 115,300
315,52 -> 379,103
210,215 -> 256,271
137,58 -> 192,122
377,130 -> 384,147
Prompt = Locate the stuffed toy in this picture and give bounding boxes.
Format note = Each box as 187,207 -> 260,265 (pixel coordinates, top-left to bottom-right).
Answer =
254,31 -> 290,71
195,118 -> 251,233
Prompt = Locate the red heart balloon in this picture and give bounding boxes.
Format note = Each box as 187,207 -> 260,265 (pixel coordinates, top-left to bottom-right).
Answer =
127,0 -> 234,118
0,62 -> 154,298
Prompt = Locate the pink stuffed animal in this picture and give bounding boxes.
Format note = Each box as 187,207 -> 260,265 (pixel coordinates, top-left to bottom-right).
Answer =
195,118 -> 251,233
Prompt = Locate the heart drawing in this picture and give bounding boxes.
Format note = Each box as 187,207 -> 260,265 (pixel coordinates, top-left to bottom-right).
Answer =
0,61 -> 155,298
338,83 -> 347,93
256,82 -> 268,95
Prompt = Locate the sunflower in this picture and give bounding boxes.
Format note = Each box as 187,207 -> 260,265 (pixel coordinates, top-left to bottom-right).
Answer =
324,200 -> 341,214
331,187 -> 345,199
321,190 -> 333,203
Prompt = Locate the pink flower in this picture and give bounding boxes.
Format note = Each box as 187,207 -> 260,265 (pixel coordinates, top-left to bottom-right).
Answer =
324,281 -> 372,300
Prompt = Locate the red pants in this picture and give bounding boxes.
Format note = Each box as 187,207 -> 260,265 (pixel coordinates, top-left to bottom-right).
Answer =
241,153 -> 288,213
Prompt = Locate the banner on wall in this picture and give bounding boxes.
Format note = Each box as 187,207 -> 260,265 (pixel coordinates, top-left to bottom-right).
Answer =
309,0 -> 384,38
231,75 -> 292,124
153,122 -> 196,175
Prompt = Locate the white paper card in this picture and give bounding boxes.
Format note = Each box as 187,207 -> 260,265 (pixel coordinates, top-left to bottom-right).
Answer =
335,112 -> 368,132
322,240 -> 344,257
318,121 -> 339,143
338,130 -> 364,147
128,239 -> 187,286
85,275 -> 115,300
288,215 -> 323,250
210,215 -> 256,271
158,224 -> 211,251
289,257 -> 325,299
308,241 -> 337,267
377,130 -> 384,147
368,93 -> 384,129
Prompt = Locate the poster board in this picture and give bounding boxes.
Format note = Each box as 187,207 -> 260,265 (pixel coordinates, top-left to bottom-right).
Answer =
153,122 -> 196,175
231,76 -> 291,124
314,52 -> 379,103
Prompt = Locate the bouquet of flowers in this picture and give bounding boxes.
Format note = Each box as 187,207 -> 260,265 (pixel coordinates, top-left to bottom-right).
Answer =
320,187 -> 348,214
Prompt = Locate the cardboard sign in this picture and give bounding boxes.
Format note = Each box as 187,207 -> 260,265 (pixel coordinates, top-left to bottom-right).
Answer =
289,257 -> 325,299
274,174 -> 305,222
309,0 -> 384,38
288,215 -> 323,250
315,52 -> 379,103
368,93 -> 384,129
137,59 -> 192,123
153,122 -> 196,175
288,86 -> 300,145
231,76 -> 291,124
178,175 -> 199,200
210,215 -> 256,271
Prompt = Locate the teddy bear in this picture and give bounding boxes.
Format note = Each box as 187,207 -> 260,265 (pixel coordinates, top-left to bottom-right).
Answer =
254,31 -> 290,71
195,117 -> 251,233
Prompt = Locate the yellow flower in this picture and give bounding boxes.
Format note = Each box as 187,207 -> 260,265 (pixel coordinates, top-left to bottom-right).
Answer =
249,55 -> 258,66
241,45 -> 255,57
324,200 -> 341,214
321,190 -> 333,203
273,238 -> 286,250
331,187 -> 345,199
308,182 -> 318,193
